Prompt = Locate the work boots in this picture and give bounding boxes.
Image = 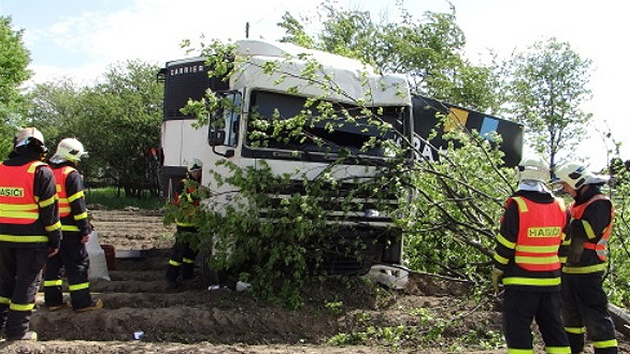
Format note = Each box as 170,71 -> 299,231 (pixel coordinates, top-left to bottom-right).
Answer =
46,302 -> 71,312
8,331 -> 37,341
75,299 -> 103,313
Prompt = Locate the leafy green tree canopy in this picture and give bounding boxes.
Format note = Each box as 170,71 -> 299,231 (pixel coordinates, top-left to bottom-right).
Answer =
26,61 -> 163,196
277,2 -> 502,112
0,16 -> 31,157
506,37 -> 593,169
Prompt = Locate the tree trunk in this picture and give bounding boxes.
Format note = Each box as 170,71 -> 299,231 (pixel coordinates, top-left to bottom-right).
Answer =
608,303 -> 630,338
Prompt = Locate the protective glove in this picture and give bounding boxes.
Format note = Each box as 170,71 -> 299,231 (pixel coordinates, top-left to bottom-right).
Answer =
491,268 -> 504,294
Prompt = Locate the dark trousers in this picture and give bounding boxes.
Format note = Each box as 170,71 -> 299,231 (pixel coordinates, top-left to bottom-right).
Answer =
502,287 -> 570,352
562,273 -> 618,354
44,233 -> 93,309
166,239 -> 198,282
0,247 -> 47,338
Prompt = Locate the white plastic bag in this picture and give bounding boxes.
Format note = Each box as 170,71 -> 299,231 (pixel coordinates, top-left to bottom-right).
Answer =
86,230 -> 111,281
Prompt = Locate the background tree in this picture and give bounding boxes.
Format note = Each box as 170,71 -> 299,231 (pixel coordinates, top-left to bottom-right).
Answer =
78,60 -> 163,197
27,78 -> 84,149
0,16 -> 31,157
26,60 -> 163,197
506,37 -> 592,169
277,3 -> 503,112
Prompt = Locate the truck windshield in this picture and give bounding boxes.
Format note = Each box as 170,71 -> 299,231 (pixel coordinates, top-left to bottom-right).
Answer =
246,90 -> 405,158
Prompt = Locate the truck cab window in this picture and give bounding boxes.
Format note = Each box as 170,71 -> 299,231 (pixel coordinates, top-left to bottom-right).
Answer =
208,91 -> 241,147
246,90 -> 405,159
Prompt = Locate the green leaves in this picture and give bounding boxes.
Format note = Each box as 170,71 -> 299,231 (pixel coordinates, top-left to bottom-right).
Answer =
0,17 -> 32,157
26,60 -> 163,197
506,37 -> 592,167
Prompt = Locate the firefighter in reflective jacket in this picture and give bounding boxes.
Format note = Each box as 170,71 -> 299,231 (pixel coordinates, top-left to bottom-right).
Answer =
0,127 -> 61,341
554,161 -> 617,354
492,156 -> 571,353
43,138 -> 103,312
165,158 -> 208,289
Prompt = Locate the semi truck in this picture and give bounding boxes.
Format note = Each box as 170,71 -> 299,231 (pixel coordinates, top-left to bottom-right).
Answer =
159,39 -> 412,286
158,39 -> 523,287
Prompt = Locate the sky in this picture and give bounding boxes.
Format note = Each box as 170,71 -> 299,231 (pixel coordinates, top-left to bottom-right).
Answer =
1,0 -> 628,170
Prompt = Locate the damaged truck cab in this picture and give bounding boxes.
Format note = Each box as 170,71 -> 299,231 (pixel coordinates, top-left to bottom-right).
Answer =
159,39 -> 413,287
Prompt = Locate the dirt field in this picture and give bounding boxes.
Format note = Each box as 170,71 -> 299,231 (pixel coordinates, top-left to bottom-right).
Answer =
0,208 -> 627,353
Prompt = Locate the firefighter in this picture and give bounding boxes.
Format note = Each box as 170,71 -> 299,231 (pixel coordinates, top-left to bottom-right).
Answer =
554,162 -> 618,354
0,127 -> 61,341
165,158 -> 207,289
492,155 -> 571,353
43,138 -> 103,312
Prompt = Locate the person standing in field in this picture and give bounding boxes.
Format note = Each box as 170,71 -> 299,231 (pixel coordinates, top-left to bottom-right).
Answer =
554,161 -> 618,354
0,127 -> 61,341
492,155 -> 571,353
43,138 -> 103,313
165,158 -> 208,289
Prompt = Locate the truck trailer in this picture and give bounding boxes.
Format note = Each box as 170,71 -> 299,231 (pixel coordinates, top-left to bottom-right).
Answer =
411,95 -> 523,167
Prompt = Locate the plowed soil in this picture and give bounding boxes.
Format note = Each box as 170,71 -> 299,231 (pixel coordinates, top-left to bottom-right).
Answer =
1,208 -> 627,353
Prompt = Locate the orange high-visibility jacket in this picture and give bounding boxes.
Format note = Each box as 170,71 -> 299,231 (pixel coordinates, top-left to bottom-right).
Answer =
570,194 -> 614,262
0,161 -> 51,244
512,196 -> 567,272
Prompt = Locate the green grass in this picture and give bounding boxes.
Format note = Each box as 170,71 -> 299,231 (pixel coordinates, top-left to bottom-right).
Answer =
85,187 -> 166,210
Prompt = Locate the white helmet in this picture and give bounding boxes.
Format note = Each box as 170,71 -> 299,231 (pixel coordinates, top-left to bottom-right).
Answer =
15,127 -> 45,148
51,138 -> 88,163
187,158 -> 203,172
555,161 -> 608,190
517,155 -> 550,183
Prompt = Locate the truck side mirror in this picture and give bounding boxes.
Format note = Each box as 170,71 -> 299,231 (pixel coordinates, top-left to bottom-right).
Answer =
208,130 -> 226,146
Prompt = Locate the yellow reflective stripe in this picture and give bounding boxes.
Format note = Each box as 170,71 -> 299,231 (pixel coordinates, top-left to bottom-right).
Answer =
176,222 -> 195,227
56,184 -> 62,193
44,279 -> 63,287
503,277 -> 561,286
514,255 -> 559,264
507,348 -> 534,353
563,263 -> 607,274
0,234 -> 48,242
39,195 -> 57,208
68,282 -> 90,292
0,210 -> 39,220
169,259 -> 182,266
515,244 -> 559,253
546,346 -> 571,354
0,203 -> 38,211
582,220 -> 596,240
496,233 -> 516,249
74,211 -> 88,220
593,339 -> 618,348
59,206 -> 71,214
565,326 -> 586,334
555,197 -> 566,211
10,302 -> 35,311
27,161 -> 46,173
559,256 -> 567,263
561,239 -> 571,246
62,225 -> 80,231
183,257 -> 195,264
67,191 -> 84,203
493,252 -> 509,265
46,221 -> 61,232
0,296 -> 10,305
512,197 -> 528,212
